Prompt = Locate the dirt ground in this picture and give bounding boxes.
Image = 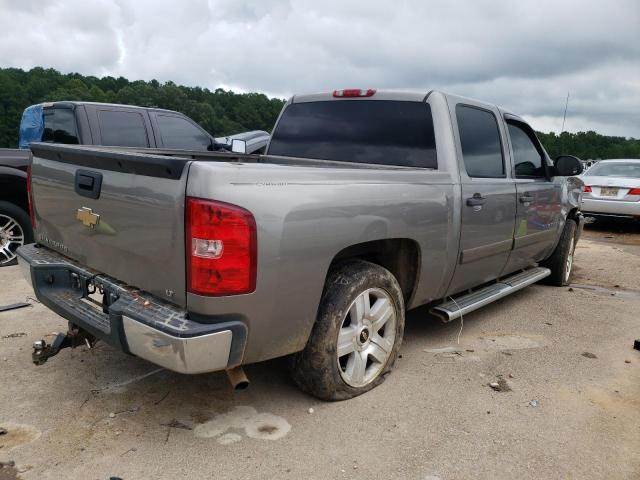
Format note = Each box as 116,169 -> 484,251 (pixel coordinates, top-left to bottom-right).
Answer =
1,220 -> 639,480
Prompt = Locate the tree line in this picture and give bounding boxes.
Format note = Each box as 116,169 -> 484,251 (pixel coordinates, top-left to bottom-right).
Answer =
536,131 -> 640,160
1,67 -> 639,160
0,67 -> 285,148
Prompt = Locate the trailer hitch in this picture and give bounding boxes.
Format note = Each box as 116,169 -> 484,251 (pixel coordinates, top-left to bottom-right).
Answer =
32,326 -> 97,366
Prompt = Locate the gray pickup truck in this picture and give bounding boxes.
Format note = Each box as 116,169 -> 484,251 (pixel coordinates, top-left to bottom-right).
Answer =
18,89 -> 584,400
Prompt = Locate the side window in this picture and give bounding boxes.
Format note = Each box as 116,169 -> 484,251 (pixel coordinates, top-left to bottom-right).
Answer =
43,108 -> 79,144
98,110 -> 149,147
456,105 -> 504,178
156,115 -> 211,150
507,122 -> 546,178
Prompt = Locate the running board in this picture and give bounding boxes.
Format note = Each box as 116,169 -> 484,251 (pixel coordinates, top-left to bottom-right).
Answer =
430,267 -> 551,323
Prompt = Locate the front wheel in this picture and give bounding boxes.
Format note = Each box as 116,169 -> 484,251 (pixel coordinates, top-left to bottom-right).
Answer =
290,260 -> 405,401
0,201 -> 33,267
541,219 -> 577,286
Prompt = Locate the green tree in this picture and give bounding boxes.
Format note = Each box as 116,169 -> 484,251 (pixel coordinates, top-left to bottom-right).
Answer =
1,66 -> 639,159
0,67 -> 286,148
537,130 -> 640,160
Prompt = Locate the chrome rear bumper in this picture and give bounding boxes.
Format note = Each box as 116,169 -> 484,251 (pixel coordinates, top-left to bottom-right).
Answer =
123,317 -> 233,374
16,243 -> 246,374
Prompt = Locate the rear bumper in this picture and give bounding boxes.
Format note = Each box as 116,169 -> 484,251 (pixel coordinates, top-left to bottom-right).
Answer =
581,198 -> 640,218
16,244 -> 247,374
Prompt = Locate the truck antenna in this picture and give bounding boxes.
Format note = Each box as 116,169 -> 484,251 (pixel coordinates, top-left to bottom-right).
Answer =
559,91 -> 570,155
560,92 -> 570,134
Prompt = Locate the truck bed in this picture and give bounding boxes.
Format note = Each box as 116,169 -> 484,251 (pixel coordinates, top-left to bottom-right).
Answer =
0,148 -> 30,169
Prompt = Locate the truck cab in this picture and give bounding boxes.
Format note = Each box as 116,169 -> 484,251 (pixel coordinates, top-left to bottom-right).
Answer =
39,102 -> 232,151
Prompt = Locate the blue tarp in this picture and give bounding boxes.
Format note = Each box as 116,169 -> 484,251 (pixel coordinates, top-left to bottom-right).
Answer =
18,104 -> 44,149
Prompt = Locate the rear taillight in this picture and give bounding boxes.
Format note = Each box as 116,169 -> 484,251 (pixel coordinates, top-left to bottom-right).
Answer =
583,185 -> 592,193
332,88 -> 376,98
186,197 -> 256,296
26,165 -> 36,227
628,188 -> 640,195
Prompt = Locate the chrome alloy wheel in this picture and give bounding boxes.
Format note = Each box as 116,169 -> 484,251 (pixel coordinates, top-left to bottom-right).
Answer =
0,214 -> 25,265
337,288 -> 397,388
565,235 -> 575,283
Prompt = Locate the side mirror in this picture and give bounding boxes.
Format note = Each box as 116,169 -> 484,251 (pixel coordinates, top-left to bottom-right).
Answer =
231,139 -> 247,154
554,155 -> 583,176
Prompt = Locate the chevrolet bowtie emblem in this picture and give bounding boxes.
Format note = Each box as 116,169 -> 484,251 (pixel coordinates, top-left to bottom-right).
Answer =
76,207 -> 100,228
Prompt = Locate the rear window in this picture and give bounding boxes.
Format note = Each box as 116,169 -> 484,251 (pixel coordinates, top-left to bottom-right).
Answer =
43,108 -> 79,144
268,101 -> 437,168
586,162 -> 640,178
98,110 -> 149,147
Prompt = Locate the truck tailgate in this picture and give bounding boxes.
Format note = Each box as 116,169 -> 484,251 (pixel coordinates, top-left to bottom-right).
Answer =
29,144 -> 189,307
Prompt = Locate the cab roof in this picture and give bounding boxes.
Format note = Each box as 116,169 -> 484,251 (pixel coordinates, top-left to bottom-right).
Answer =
290,89 -> 520,119
40,101 -> 178,114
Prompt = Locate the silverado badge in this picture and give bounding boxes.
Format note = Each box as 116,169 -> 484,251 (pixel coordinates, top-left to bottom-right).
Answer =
76,207 -> 100,228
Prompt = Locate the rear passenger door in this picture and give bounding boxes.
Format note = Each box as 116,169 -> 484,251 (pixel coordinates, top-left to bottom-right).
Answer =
446,103 -> 517,295
92,107 -> 152,148
503,117 -> 561,272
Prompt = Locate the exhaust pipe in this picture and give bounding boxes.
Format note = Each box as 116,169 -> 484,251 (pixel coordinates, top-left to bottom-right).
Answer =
226,366 -> 249,390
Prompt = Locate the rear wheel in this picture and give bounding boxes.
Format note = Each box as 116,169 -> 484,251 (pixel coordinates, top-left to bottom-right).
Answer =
290,260 -> 405,401
0,201 -> 33,267
541,219 -> 577,286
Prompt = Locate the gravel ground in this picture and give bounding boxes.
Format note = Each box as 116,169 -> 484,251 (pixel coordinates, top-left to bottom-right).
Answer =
1,223 -> 639,480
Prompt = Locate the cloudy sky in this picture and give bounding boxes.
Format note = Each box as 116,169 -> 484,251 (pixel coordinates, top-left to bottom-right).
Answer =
1,0 -> 639,137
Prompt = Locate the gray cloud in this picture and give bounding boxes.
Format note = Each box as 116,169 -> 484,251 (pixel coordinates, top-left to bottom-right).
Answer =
0,0 -> 638,136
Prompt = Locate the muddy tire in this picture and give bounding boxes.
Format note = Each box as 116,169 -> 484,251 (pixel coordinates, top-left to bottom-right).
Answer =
0,201 -> 33,267
541,219 -> 577,286
290,260 -> 405,401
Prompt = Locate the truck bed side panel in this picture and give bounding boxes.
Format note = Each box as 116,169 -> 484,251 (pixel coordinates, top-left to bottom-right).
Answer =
186,161 -> 455,363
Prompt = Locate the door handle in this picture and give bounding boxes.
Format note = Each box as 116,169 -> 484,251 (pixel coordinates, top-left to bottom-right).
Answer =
519,195 -> 534,203
74,170 -> 103,200
466,194 -> 486,207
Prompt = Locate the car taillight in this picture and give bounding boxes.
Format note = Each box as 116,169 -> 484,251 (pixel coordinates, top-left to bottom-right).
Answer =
583,185 -> 592,193
628,188 -> 640,195
26,165 -> 36,227
186,197 -> 256,296
332,88 -> 376,98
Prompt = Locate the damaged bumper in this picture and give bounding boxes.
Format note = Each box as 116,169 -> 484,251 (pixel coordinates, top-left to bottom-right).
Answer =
16,244 -> 247,374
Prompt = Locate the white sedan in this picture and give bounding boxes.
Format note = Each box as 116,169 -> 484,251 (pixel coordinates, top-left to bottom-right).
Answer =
580,159 -> 640,220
